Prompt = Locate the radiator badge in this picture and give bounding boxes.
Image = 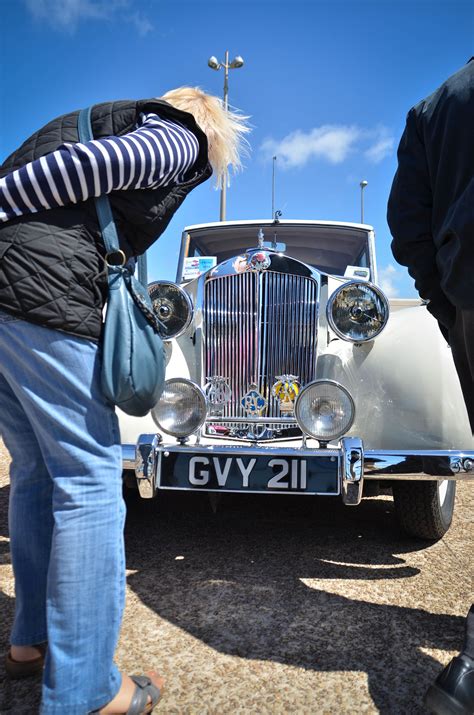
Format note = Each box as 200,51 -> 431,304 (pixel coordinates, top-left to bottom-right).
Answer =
241,384 -> 267,415
272,375 -> 300,413
204,376 -> 232,412
247,251 -> 271,272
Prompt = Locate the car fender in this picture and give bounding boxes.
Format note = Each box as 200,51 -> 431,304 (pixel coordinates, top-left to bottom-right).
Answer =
317,304 -> 473,450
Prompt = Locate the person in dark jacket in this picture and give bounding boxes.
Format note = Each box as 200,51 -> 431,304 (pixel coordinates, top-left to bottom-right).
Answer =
0,87 -> 249,715
387,60 -> 474,715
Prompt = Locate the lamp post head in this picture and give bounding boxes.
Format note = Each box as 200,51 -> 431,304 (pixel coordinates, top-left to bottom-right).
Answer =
208,56 -> 221,70
360,180 -> 368,189
229,55 -> 244,69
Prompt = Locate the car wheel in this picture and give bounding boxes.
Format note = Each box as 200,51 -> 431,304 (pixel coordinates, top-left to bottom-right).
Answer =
392,480 -> 456,541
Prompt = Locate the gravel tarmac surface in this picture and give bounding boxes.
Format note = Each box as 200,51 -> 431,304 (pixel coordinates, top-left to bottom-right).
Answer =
0,439 -> 472,714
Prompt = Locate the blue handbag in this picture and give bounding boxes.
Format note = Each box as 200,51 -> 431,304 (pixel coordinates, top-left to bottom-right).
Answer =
78,107 -> 165,417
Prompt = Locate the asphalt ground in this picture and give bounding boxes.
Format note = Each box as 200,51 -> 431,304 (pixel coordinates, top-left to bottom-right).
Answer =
0,440 -> 472,714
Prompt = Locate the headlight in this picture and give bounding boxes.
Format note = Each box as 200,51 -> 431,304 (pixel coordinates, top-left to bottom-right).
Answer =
152,378 -> 207,438
295,380 -> 355,441
148,281 -> 193,339
327,281 -> 389,342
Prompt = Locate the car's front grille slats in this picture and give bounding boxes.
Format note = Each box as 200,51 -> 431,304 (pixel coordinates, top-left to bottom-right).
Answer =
204,270 -> 319,438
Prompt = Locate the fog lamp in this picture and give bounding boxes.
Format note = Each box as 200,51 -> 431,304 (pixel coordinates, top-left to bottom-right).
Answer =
295,380 -> 355,441
152,379 -> 207,438
327,281 -> 389,342
148,281 -> 193,339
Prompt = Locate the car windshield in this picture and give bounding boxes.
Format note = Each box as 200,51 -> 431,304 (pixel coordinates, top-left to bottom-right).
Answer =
179,223 -> 371,280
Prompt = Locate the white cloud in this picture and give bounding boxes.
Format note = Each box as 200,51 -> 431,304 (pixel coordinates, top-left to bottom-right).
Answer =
260,124 -> 395,168
365,134 -> 395,164
261,125 -> 361,168
23,0 -> 153,35
24,0 -> 116,28
128,10 -> 153,36
378,263 -> 401,297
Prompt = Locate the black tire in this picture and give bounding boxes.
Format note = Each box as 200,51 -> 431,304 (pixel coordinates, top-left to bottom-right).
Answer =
392,480 -> 456,541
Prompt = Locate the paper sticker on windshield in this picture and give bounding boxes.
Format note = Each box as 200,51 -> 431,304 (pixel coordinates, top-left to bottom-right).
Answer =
344,265 -> 370,280
183,256 -> 217,281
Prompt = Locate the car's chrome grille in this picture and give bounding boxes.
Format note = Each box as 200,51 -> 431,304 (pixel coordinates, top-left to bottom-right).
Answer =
204,270 -> 319,438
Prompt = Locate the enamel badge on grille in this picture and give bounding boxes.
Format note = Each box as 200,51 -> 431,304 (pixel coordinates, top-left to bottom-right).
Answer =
204,376 -> 232,411
272,375 -> 300,413
241,384 -> 267,415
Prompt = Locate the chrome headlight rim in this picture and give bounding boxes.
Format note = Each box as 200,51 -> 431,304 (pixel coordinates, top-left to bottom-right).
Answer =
148,280 -> 194,340
152,377 -> 207,438
326,280 -> 389,343
295,378 -> 356,442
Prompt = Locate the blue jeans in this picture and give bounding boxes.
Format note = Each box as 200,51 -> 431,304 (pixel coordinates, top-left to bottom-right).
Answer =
0,311 -> 125,714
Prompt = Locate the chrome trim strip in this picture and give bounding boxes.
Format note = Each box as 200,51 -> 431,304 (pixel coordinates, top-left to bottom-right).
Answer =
156,485 -> 339,496
363,450 -> 474,481
157,444 -> 340,458
122,442 -> 474,492
206,416 -> 297,424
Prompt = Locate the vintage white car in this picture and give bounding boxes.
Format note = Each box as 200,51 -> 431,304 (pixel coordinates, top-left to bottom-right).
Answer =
119,219 -> 474,540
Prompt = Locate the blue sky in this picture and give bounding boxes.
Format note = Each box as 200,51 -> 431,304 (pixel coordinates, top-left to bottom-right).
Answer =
1,0 -> 472,296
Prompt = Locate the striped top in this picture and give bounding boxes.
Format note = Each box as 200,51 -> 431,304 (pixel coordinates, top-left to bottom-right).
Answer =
0,112 -> 201,223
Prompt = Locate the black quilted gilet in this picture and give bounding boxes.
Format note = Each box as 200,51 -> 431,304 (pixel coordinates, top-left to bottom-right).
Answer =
0,99 -> 211,340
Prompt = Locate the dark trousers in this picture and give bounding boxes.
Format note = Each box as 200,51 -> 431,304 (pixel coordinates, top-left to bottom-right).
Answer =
448,309 -> 474,434
447,309 -> 474,658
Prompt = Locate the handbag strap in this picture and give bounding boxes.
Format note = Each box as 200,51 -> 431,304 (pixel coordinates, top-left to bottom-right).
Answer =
77,106 -> 121,259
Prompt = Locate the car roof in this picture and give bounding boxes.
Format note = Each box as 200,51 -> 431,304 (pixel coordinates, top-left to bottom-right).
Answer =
183,219 -> 374,232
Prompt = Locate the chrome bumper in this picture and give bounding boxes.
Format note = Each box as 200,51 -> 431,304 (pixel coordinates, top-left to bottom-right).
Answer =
122,436 -> 474,506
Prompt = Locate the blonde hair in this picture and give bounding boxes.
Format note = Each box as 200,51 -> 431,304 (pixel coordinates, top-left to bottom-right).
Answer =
160,86 -> 251,188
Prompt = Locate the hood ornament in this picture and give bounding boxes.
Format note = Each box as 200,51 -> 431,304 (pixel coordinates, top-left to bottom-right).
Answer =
239,228 -> 272,273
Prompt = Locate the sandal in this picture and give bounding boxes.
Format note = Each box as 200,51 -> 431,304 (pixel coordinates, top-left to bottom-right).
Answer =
5,642 -> 47,679
91,674 -> 162,715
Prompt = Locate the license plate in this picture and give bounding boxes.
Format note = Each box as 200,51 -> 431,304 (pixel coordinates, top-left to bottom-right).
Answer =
159,452 -> 339,494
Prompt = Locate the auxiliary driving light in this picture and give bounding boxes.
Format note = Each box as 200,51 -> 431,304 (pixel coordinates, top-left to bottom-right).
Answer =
152,378 -> 207,438
295,380 -> 355,442
327,281 -> 389,342
148,281 -> 193,340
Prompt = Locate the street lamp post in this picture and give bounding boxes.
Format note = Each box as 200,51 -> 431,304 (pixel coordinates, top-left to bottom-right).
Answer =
208,51 -> 244,221
360,180 -> 368,223
272,155 -> 277,219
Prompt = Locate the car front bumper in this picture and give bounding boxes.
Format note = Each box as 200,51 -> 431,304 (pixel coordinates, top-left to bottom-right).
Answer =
122,436 -> 474,506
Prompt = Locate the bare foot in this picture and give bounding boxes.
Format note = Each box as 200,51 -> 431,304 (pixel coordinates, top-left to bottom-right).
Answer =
9,645 -> 44,662
98,672 -> 164,714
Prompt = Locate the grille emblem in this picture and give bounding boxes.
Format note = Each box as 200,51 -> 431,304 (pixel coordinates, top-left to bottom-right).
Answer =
246,251 -> 271,272
272,375 -> 300,413
204,376 -> 232,413
241,384 -> 267,415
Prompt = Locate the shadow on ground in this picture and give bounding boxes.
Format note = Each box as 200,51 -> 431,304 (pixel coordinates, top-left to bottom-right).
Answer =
0,483 -> 466,713
123,489 -> 465,713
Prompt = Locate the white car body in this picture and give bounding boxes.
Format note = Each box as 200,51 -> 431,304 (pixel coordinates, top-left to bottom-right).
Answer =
119,220 -> 474,540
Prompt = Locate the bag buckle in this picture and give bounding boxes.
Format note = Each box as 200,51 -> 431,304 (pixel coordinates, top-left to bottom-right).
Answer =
105,250 -> 127,267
